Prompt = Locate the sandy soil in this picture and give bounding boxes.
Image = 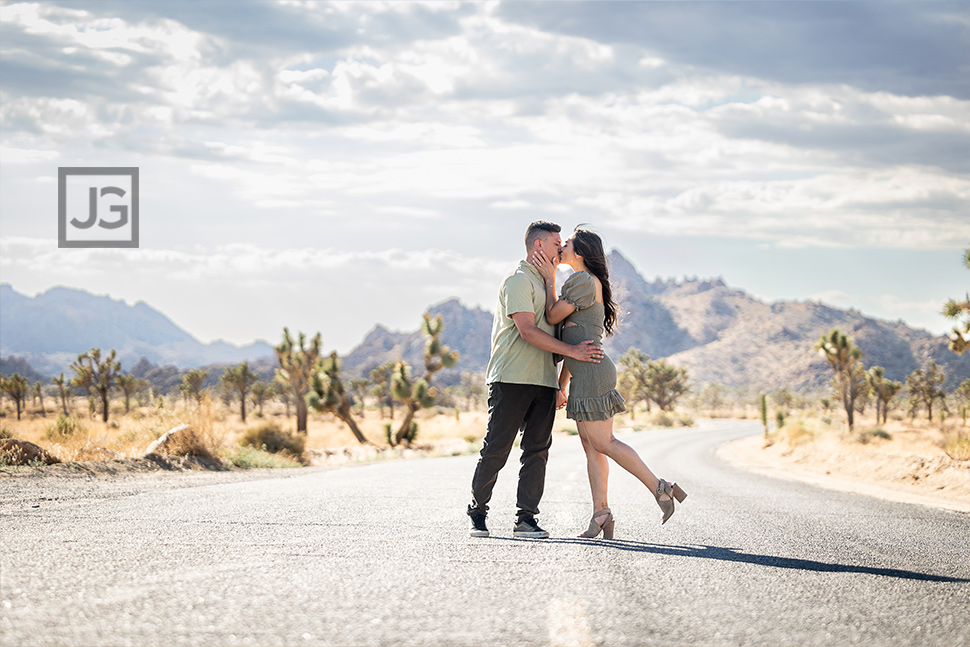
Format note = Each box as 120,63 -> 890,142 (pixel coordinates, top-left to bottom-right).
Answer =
718,420 -> 970,514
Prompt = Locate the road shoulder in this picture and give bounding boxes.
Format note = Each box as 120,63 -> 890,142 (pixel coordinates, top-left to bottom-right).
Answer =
718,432 -> 970,514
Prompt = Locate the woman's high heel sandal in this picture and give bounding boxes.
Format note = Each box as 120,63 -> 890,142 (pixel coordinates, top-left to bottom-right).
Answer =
578,508 -> 614,539
655,479 -> 688,525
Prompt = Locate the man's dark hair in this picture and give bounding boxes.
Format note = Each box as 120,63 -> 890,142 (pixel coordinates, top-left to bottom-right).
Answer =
525,221 -> 561,249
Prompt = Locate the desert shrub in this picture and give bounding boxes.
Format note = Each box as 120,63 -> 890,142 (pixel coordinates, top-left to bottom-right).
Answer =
147,423 -> 220,460
45,414 -> 85,440
649,411 -> 674,427
943,429 -> 970,461
675,413 -> 695,427
224,445 -> 302,469
166,428 -> 216,459
869,428 -> 892,440
776,409 -> 786,429
780,421 -> 814,447
240,422 -> 305,456
855,428 -> 893,444
0,426 -> 12,440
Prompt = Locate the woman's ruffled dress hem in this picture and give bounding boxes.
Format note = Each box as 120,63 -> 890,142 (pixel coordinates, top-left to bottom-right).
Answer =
566,388 -> 627,421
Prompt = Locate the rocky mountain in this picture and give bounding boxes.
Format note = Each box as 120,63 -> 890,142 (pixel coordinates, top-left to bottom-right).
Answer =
604,252 -> 967,391
0,284 -> 275,376
2,252 -> 966,393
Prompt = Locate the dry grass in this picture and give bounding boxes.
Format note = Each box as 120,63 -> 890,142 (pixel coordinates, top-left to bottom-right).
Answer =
0,394 -> 489,468
759,408 -> 970,463
943,428 -> 970,461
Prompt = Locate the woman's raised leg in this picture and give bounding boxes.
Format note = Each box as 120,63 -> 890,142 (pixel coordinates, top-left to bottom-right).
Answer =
577,417 -> 661,493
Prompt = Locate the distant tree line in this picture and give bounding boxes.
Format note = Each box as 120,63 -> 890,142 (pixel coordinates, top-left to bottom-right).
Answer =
0,309 -> 487,450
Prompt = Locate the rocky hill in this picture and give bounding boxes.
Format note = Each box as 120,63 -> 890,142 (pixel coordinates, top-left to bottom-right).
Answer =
605,252 -> 967,391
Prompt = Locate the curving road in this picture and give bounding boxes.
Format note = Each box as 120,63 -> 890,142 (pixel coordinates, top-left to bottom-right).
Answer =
2,420 -> 968,646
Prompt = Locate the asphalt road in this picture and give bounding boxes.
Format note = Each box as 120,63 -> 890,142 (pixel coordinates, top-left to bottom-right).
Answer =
2,419 -> 968,647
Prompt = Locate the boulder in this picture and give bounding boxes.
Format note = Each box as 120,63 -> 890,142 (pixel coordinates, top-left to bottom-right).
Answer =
0,439 -> 60,466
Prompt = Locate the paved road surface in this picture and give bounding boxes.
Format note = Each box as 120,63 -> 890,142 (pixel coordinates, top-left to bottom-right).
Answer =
2,420 -> 968,646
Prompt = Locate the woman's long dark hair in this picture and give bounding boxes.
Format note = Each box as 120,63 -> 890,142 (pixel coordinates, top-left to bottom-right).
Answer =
571,227 -> 618,336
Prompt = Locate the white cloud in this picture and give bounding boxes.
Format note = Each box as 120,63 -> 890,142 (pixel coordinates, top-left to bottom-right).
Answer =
1,1 -> 967,348
0,146 -> 59,164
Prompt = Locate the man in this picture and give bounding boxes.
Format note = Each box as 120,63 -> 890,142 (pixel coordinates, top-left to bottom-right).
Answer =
467,221 -> 603,538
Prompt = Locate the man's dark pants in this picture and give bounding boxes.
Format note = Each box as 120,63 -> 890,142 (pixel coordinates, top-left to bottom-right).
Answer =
468,382 -> 557,521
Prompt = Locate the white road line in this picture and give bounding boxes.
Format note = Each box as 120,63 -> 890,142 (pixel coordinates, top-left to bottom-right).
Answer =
547,597 -> 595,647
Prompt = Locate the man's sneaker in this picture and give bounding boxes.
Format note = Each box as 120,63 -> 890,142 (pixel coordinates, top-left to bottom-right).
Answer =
513,515 -> 549,539
469,510 -> 489,537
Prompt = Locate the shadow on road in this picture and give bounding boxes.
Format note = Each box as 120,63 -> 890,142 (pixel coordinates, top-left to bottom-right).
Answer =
493,538 -> 968,583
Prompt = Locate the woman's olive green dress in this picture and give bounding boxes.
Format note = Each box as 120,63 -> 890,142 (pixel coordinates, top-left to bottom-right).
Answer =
560,271 -> 627,421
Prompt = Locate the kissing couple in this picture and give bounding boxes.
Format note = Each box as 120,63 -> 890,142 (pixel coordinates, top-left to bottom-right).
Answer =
466,221 -> 687,539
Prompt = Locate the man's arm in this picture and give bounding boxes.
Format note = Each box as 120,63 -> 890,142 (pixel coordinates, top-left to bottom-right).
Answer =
510,312 -> 602,363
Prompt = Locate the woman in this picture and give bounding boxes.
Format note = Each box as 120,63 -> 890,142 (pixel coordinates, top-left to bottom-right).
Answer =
532,227 -> 686,538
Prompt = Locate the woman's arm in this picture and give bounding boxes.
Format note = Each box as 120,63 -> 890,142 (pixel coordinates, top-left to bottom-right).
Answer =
531,250 -> 576,325
556,364 -> 571,410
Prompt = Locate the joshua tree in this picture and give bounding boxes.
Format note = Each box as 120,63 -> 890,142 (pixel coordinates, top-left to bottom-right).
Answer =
32,382 -> 46,416
250,380 -> 273,417
867,366 -> 903,425
1,373 -> 29,420
51,372 -> 70,415
814,329 -> 866,431
179,369 -> 209,405
273,374 -> 292,417
307,352 -> 369,444
275,328 -> 323,434
459,371 -> 486,411
349,379 -> 370,417
221,362 -> 258,422
954,379 -> 970,424
880,380 -> 903,424
700,383 -> 724,414
851,364 -> 873,415
115,373 -> 147,414
71,348 -> 121,423
942,248 -> 970,361
644,359 -> 689,412
618,348 -> 651,418
390,314 -> 459,446
906,361 -> 947,422
866,366 -> 887,423
369,361 -> 396,419
390,361 -> 433,445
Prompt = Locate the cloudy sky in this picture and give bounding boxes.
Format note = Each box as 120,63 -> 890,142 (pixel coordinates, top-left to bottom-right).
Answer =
1,0 -> 968,354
